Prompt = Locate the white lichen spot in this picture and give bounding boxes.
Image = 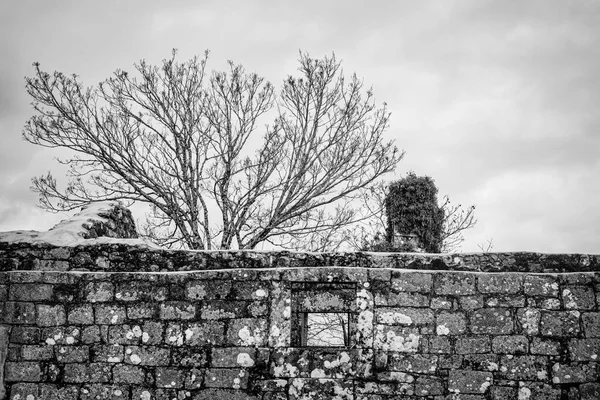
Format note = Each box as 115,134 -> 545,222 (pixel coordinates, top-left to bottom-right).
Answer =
142,332 -> 150,343
111,315 -> 119,324
436,324 -> 450,336
108,356 -> 121,363
46,338 -> 56,345
140,391 -> 151,400
233,377 -> 241,389
518,386 -> 531,400
65,336 -> 75,344
237,352 -> 255,367
311,368 -> 327,378
114,390 -> 122,396
26,396 -> 34,400
379,311 -> 412,325
130,354 -> 142,365
480,381 -> 491,393
12,395 -> 21,400
185,328 -> 194,342
487,362 -> 499,371
270,324 -> 281,338
283,306 -> 291,319
255,289 -> 267,298
537,370 -> 547,380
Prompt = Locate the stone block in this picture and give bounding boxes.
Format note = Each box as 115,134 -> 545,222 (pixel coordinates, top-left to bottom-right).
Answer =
436,311 -> 467,335
455,336 -> 490,354
127,303 -> 156,319
159,302 -> 196,320
124,345 -> 170,366
477,274 -> 522,294
10,326 -> 39,344
391,272 -> 432,293
376,307 -> 434,325
581,383 -> 600,400
172,347 -> 208,368
81,326 -> 101,344
21,345 -> 53,360
288,378 -> 353,399
201,300 -> 248,320
39,384 -> 79,400
568,338 -> 600,361
9,284 -> 53,301
562,286 -> 595,310
141,321 -> 163,345
212,347 -> 258,368
489,386 -> 517,400
582,312 -> 600,337
79,384 -> 128,400
37,304 -> 66,326
463,354 -> 499,372
373,325 -> 420,352
423,335 -> 451,354
115,281 -> 168,302
4,361 -> 41,382
205,368 -> 249,389
470,308 -> 513,334
524,275 -> 559,297
228,318 -> 268,346
485,295 -> 526,308
84,281 -> 114,302
517,382 -> 561,400
530,338 -> 560,355
55,345 -> 89,363
414,376 -> 444,396
232,281 -> 271,300
492,335 -> 528,354
91,344 -> 124,363
185,368 -> 204,389
41,326 -> 81,345
448,370 -> 493,394
459,296 -> 484,310
192,388 -> 258,400
185,279 -> 231,300
185,321 -> 226,346
552,362 -> 599,383
108,324 -> 144,345
430,296 -> 453,309
434,273 -> 476,295
94,304 -> 126,324
499,355 -> 548,380
155,367 -> 185,388
2,301 -> 36,324
6,383 -> 38,399
64,363 -> 88,383
388,353 -> 438,374
67,304 -> 94,325
375,292 -> 429,307
517,307 -> 540,335
540,311 -> 580,336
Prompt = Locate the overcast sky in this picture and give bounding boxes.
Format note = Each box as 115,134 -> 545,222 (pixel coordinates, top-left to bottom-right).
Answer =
0,0 -> 599,253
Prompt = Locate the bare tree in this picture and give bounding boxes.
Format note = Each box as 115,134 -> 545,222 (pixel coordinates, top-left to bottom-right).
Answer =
23,50 -> 402,250
439,196 -> 477,253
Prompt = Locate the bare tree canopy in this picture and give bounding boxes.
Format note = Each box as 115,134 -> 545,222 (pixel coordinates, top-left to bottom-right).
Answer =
23,50 -> 402,250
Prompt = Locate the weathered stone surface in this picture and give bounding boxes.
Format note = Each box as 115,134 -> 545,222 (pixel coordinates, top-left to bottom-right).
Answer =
552,362 -> 599,383
376,307 -> 434,325
435,273 -> 476,295
470,308 -> 513,334
436,311 -> 467,335
499,355 -> 548,380
448,370 -> 493,394
540,311 -> 581,336
562,286 -> 596,309
4,361 -> 41,382
478,274 -> 522,294
390,272 -> 432,292
492,335 -> 528,354
568,338 -> 600,361
582,312 -> 600,337
455,336 -> 490,354
524,275 -> 559,296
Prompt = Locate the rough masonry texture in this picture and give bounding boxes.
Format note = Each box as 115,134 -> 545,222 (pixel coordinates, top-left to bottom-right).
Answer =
0,204 -> 599,400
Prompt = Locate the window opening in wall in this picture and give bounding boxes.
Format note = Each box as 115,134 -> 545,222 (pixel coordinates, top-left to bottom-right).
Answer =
300,312 -> 350,346
291,282 -> 356,347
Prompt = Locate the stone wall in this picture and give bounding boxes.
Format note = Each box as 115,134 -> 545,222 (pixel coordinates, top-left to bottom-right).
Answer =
0,203 -> 599,399
1,246 -> 599,400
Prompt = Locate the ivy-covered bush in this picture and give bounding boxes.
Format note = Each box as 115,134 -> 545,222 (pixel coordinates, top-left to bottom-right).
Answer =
385,172 -> 444,253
